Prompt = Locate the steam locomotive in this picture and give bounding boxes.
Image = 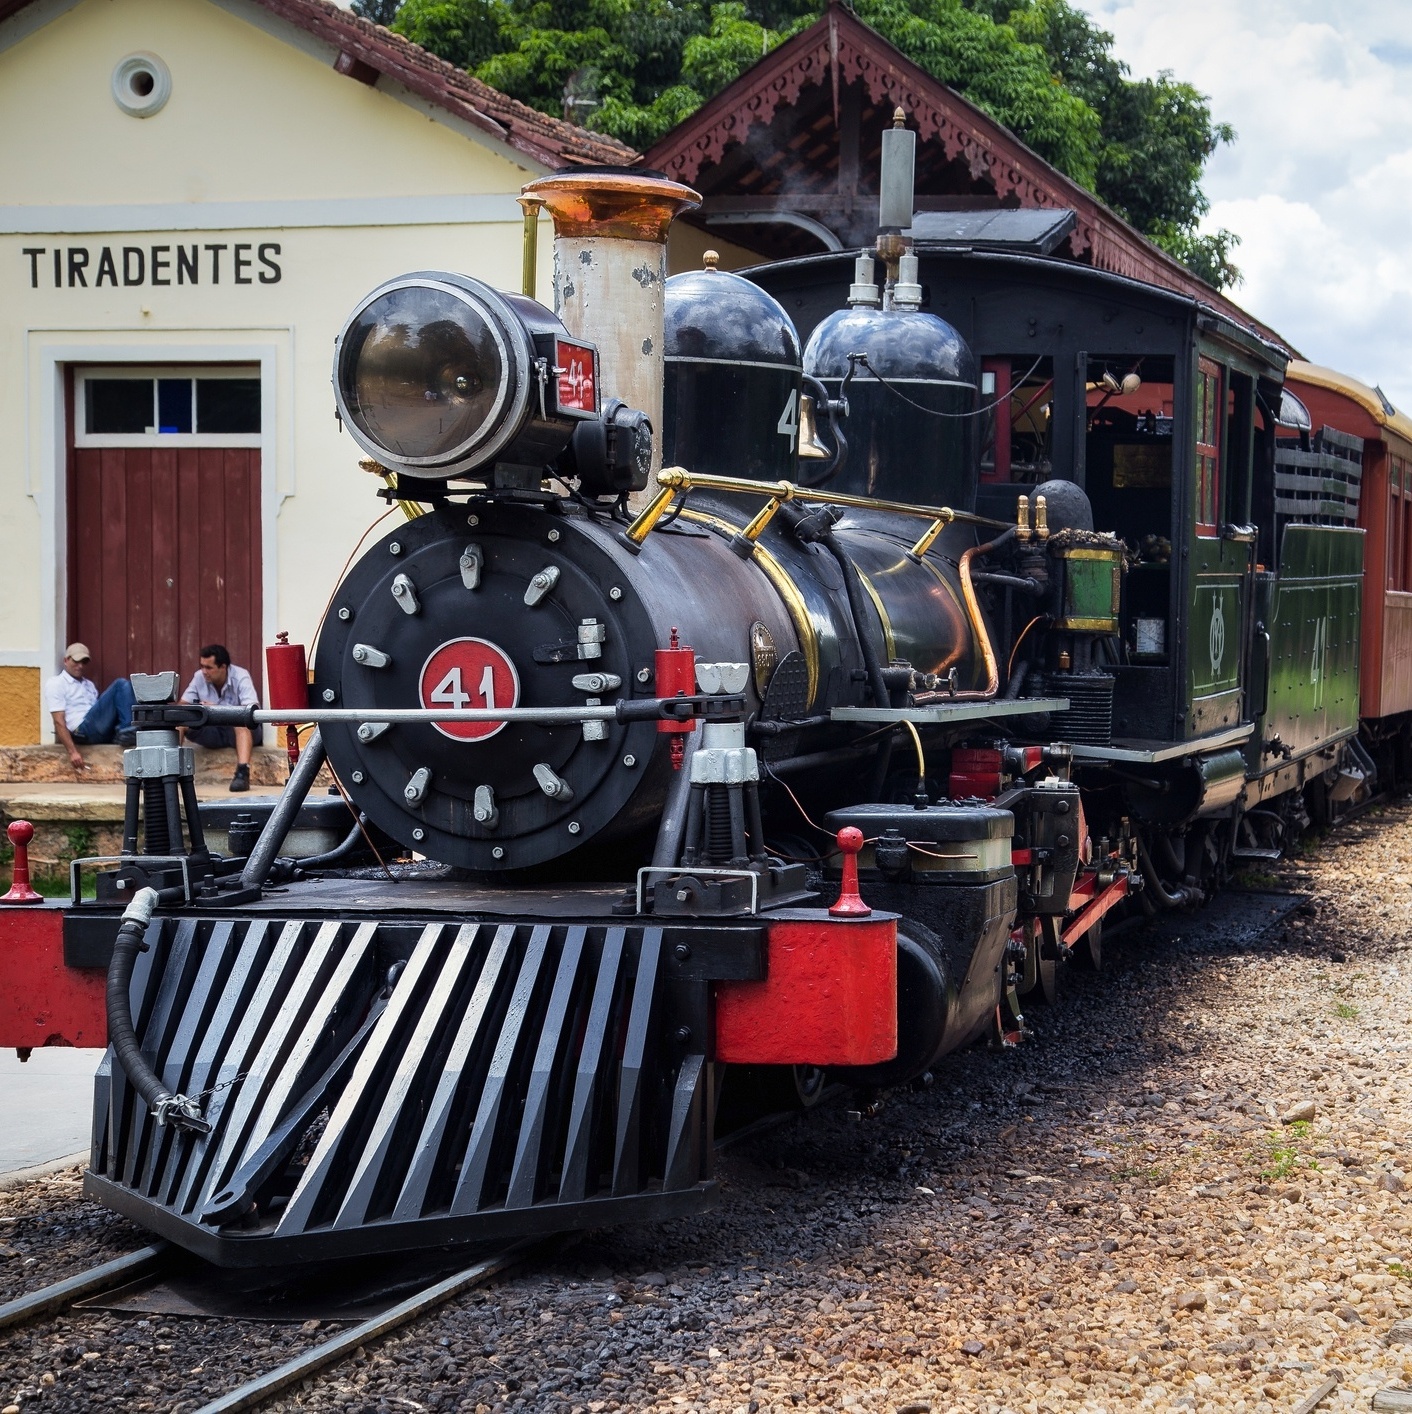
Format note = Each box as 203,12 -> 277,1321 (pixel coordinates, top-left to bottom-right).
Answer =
0,126 -> 1374,1267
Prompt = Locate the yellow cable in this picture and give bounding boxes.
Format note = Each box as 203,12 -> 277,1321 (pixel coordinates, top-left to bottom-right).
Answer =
902,718 -> 926,783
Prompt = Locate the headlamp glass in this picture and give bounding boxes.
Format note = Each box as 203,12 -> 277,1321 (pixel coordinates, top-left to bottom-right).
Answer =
339,284 -> 507,463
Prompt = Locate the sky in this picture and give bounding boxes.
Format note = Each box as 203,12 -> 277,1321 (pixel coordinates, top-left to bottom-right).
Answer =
1070,0 -> 1412,410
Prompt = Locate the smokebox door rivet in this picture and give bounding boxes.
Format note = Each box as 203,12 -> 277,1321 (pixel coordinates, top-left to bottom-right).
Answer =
351,770 -> 365,784
389,542 -> 402,555
567,821 -> 581,834
321,688 -> 336,702
609,586 -> 623,601
412,828 -> 425,842
492,846 -> 505,859
622,754 -> 636,767
467,514 -> 479,527
636,667 -> 651,684
338,607 -> 352,621
547,528 -> 561,543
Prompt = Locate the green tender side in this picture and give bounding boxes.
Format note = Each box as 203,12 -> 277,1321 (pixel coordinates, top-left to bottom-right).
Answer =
1251,524 -> 1364,773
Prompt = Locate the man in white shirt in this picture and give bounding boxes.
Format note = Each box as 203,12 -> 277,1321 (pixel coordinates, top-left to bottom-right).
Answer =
179,643 -> 261,792
42,643 -> 135,771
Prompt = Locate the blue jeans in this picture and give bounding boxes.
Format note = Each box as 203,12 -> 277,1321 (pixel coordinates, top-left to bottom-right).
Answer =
72,679 -> 135,743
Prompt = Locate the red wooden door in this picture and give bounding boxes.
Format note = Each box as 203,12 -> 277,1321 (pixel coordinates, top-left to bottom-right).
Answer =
68,447 -> 263,694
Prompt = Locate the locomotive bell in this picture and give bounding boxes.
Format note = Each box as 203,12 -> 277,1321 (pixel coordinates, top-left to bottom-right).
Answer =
663,251 -> 804,482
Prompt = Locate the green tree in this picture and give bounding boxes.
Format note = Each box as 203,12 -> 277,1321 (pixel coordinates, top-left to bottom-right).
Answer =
351,0 -> 405,26
377,0 -> 1238,287
985,0 -> 1239,285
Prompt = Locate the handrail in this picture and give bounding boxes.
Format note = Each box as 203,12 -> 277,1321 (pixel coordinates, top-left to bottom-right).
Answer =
622,466 -> 1013,548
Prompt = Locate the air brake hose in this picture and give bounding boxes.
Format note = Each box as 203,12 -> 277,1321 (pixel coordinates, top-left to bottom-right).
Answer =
106,887 -> 211,1135
1136,840 -> 1201,911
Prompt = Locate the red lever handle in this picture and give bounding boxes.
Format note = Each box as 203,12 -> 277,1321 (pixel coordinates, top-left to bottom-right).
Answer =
829,826 -> 871,917
3,820 -> 44,905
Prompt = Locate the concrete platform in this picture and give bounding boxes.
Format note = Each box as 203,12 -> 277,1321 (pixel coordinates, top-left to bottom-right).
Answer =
0,743 -> 293,786
0,745 -> 334,878
0,1046 -> 99,1175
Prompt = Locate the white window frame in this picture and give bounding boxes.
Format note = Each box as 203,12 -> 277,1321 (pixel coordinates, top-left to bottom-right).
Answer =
74,363 -> 262,448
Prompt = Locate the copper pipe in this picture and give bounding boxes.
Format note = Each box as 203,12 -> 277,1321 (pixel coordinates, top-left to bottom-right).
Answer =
910,528 -> 1016,703
957,542 -> 1001,696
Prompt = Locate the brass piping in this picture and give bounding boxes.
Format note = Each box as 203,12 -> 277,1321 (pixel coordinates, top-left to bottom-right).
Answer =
741,487 -> 793,542
957,544 -> 1001,697
653,466 -> 1003,528
623,483 -> 679,546
517,195 -> 544,298
359,459 -> 423,520
908,516 -> 948,559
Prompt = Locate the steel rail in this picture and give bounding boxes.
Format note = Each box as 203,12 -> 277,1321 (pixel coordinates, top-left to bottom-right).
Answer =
189,1241 -> 537,1414
190,1099 -> 831,1411
0,1243 -> 170,1331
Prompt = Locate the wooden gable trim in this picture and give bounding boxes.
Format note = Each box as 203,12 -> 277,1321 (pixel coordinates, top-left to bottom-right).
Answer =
644,5 -> 1284,346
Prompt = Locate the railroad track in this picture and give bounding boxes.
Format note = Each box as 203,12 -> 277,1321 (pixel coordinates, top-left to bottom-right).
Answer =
0,1096 -> 827,1412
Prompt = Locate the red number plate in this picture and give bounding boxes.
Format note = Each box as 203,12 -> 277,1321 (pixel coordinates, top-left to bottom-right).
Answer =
419,637 -> 521,742
556,337 -> 598,414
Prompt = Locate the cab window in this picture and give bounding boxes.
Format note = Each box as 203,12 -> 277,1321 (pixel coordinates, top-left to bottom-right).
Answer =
1195,357 -> 1223,535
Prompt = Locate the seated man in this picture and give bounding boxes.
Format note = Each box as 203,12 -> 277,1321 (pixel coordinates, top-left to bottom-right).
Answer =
44,643 -> 135,771
180,643 -> 261,792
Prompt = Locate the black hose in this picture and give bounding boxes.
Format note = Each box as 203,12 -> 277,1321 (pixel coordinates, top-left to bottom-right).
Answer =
296,814 -> 369,870
822,532 -> 891,709
1137,840 -> 1199,910
1003,660 -> 1030,701
106,888 -> 210,1135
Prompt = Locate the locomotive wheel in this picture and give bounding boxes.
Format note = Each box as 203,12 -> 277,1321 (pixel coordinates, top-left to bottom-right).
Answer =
1072,920 -> 1103,971
720,1064 -> 828,1123
1021,917 -> 1062,1006
792,1065 -> 828,1109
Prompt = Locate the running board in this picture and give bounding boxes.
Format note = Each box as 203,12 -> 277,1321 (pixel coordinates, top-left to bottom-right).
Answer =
85,913 -> 762,1265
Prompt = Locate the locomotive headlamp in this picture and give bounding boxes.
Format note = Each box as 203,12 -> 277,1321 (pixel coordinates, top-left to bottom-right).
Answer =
333,271 -> 603,482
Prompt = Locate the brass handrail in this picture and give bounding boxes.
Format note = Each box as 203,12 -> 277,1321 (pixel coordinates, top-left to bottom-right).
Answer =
623,466 -> 1013,548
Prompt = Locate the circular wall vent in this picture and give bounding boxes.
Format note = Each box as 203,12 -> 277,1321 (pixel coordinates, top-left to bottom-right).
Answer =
112,53 -> 171,117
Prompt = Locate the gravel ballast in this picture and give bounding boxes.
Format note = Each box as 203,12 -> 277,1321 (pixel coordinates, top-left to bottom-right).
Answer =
4,801 -> 1412,1412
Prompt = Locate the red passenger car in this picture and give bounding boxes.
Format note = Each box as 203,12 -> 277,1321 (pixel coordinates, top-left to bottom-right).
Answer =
1284,362 -> 1412,774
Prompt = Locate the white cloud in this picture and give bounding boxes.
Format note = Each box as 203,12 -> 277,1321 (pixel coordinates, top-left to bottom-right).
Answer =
1072,0 -> 1412,408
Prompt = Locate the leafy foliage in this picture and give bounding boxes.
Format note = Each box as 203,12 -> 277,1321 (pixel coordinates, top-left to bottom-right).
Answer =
351,0 -> 405,26
380,0 -> 1240,286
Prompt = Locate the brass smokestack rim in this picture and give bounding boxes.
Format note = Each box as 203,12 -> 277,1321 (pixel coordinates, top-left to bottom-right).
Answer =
523,169 -> 701,245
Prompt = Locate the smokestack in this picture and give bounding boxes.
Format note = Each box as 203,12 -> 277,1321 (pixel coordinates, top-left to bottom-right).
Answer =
521,170 -> 700,497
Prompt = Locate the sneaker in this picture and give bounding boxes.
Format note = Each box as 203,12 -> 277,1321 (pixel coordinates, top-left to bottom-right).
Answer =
229,764 -> 251,793
116,729 -> 138,748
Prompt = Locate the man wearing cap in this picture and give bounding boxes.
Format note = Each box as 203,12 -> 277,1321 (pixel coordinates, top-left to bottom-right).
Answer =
43,644 -> 136,771
178,644 -> 260,792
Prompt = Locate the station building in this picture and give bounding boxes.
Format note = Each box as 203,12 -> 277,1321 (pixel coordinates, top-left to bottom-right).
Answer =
0,0 -> 645,744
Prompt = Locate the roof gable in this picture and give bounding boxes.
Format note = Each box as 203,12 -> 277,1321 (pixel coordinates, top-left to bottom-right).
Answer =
645,5 -> 1285,348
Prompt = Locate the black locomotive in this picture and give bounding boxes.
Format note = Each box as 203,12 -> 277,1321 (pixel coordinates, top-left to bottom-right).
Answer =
0,131 -> 1368,1267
